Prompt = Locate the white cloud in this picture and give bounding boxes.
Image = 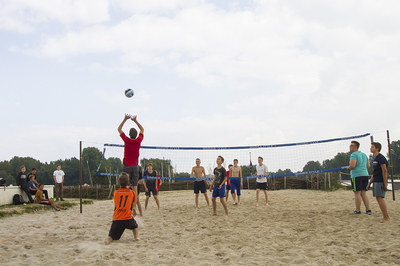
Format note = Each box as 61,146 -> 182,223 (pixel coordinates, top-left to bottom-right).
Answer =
0,0 -> 110,34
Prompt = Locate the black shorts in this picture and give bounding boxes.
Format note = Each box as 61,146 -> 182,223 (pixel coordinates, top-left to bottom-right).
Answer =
256,182 -> 268,190
226,185 -> 231,190
351,176 -> 369,192
123,165 -> 139,186
108,219 -> 138,240
145,184 -> 158,197
194,181 -> 207,194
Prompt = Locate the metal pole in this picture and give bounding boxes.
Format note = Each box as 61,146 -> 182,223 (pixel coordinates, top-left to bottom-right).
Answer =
79,141 -> 83,213
387,130 -> 395,200
248,152 -> 251,189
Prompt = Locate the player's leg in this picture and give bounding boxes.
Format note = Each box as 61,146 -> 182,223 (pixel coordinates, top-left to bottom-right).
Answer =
360,177 -> 370,211
49,200 -> 59,210
360,190 -> 370,212
231,182 -> 237,205
256,188 -> 260,207
132,228 -> 140,241
153,191 -> 161,210
354,191 -> 362,212
194,182 -> 200,208
212,197 -> 217,215
211,187 -> 218,215
195,193 -> 199,209
226,186 -> 230,202
237,184 -> 241,205
219,187 -> 228,216
60,183 -> 64,201
203,192 -> 211,207
264,189 -> 269,205
376,197 -> 390,222
136,194 -> 143,217
145,195 -> 150,210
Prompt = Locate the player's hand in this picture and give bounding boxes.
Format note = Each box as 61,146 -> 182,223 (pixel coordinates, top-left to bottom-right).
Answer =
132,209 -> 137,217
384,185 -> 389,191
366,184 -> 370,191
124,113 -> 131,120
131,115 -> 137,122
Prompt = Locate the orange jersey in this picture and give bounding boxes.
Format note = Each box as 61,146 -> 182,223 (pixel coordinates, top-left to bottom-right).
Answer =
113,188 -> 136,221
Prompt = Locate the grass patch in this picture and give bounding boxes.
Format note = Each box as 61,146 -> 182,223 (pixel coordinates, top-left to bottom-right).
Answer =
0,200 -> 79,219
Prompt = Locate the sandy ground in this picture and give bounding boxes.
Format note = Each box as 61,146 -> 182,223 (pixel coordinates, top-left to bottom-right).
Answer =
0,189 -> 399,266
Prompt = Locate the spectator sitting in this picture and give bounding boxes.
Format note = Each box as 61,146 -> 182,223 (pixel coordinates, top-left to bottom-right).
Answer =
28,175 -> 48,199
35,183 -> 66,211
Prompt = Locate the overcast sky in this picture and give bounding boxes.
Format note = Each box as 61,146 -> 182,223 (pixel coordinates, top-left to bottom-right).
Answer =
1,0 -> 399,164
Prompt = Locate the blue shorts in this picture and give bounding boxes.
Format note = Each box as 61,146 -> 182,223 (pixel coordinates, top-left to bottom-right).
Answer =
230,179 -> 241,196
212,185 -> 226,198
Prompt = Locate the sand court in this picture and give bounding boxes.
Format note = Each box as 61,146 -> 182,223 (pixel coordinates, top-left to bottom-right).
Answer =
1,189 -> 399,265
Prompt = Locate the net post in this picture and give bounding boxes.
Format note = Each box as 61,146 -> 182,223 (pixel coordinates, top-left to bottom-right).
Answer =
386,130 -> 395,201
79,141 -> 83,213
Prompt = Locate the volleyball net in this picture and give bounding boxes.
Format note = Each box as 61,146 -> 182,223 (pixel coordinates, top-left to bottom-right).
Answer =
92,131 -> 388,182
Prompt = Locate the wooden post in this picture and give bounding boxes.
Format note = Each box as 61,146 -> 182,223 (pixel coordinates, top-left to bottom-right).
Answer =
324,173 -> 327,190
96,184 -> 99,200
387,130 -> 396,201
328,172 -> 331,189
317,174 -> 319,190
284,176 -> 287,189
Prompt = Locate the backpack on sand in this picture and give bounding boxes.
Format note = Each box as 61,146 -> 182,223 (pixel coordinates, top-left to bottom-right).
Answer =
13,194 -> 25,205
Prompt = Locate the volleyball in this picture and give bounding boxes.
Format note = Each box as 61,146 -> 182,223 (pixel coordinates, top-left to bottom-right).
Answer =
125,89 -> 134,98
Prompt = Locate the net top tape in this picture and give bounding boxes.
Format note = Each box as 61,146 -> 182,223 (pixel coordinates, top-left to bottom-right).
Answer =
104,133 -> 370,150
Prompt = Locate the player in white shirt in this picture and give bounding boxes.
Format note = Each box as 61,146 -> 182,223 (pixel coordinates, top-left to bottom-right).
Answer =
53,164 -> 65,201
253,157 -> 269,207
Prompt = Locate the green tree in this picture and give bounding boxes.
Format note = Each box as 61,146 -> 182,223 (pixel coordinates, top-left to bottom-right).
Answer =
82,147 -> 103,185
140,158 -> 173,176
322,152 -> 350,169
175,172 -> 190,177
303,161 -> 322,172
389,140 -> 400,175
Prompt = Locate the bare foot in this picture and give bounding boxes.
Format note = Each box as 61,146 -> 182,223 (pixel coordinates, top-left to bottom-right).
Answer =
100,237 -> 112,245
135,237 -> 141,241
380,217 -> 390,223
266,203 -> 269,206
225,213 -> 229,217
256,203 -> 259,207
233,202 -> 237,205
212,213 -> 217,216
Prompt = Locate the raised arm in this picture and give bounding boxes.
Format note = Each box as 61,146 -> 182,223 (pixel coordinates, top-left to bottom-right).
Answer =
118,114 -> 131,135
131,115 -> 144,135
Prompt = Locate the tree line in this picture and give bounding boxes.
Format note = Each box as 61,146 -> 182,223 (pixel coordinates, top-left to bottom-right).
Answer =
1,141 -> 399,186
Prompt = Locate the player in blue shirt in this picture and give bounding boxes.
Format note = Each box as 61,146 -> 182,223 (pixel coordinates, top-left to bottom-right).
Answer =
367,142 -> 390,222
347,141 -> 371,214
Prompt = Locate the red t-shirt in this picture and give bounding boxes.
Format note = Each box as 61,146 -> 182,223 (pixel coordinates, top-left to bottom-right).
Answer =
120,132 -> 144,166
113,188 -> 135,221
226,171 -> 231,186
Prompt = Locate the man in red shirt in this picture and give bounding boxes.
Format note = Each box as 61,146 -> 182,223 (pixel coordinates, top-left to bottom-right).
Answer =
118,114 -> 144,214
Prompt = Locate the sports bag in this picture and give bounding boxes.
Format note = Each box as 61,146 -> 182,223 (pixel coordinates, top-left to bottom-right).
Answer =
13,194 -> 25,205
